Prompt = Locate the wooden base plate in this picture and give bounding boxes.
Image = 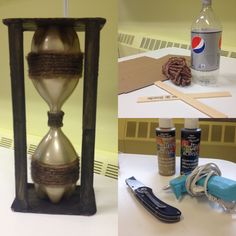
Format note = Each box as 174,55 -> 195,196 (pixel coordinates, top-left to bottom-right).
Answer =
11,184 -> 96,216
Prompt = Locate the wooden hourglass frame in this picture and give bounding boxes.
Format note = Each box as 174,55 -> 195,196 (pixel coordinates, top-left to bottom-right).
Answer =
3,18 -> 106,215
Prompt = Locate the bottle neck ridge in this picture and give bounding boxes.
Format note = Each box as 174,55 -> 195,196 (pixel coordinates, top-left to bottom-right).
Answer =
201,4 -> 212,12
202,0 -> 212,5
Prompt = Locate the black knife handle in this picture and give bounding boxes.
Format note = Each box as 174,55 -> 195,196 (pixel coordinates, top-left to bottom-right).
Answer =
134,187 -> 181,222
137,187 -> 166,208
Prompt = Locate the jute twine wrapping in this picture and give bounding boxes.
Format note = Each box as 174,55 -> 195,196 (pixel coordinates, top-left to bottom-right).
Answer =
48,111 -> 64,127
162,57 -> 191,87
31,158 -> 80,186
27,52 -> 83,78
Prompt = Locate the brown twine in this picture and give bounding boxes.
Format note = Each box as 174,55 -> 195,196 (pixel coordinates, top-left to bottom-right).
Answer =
27,52 -> 83,78
162,57 -> 191,86
31,158 -> 79,186
47,111 -> 64,127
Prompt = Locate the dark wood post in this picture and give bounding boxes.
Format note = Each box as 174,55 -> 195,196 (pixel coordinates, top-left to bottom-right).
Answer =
8,22 -> 28,211
80,20 -> 101,213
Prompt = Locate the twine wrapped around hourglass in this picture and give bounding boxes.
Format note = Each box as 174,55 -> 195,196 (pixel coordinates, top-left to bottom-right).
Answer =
27,26 -> 83,203
3,18 -> 106,215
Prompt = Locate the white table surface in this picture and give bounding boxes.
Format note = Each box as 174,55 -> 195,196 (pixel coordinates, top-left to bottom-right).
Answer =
119,153 -> 236,236
0,147 -> 118,236
118,48 -> 236,118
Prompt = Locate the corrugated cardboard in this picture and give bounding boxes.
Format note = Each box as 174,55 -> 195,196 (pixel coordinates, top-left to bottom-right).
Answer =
118,55 -> 190,94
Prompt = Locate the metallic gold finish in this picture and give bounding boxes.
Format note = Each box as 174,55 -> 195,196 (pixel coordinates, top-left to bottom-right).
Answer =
33,128 -> 78,203
33,128 -> 78,166
31,78 -> 78,112
31,26 -> 81,54
30,26 -> 81,203
30,26 -> 81,113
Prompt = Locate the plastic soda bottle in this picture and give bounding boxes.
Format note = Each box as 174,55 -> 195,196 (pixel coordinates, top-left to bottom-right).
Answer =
191,0 -> 222,85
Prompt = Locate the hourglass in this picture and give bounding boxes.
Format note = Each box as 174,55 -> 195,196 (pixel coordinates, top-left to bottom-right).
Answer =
28,25 -> 83,204
3,18 -> 106,215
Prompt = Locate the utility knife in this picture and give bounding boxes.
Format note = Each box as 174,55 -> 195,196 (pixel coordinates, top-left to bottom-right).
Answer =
126,176 -> 182,223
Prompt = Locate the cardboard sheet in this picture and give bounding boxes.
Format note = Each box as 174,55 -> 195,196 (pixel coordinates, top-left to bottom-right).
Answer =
118,55 -> 190,94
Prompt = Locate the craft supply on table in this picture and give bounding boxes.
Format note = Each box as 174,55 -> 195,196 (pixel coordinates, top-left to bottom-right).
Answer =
137,91 -> 232,103
126,176 -> 182,223
191,0 -> 222,85
181,118 -> 201,175
155,81 -> 228,118
118,55 -> 190,94
162,57 -> 192,86
165,163 -> 236,213
156,119 -> 176,176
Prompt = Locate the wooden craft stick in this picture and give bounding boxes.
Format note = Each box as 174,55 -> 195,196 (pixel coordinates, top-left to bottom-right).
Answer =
137,91 -> 231,103
154,81 -> 228,118
188,91 -> 231,99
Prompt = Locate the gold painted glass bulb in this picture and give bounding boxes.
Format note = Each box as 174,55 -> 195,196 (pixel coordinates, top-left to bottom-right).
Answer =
28,26 -> 82,203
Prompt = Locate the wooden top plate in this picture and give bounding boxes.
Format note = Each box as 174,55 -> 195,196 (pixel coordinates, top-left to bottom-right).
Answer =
3,18 -> 106,32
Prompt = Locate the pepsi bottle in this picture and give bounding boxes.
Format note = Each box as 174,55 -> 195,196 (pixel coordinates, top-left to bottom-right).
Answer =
191,0 -> 222,85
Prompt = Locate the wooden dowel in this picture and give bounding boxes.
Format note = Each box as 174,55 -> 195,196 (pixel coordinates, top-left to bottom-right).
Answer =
80,20 -> 100,213
8,23 -> 28,210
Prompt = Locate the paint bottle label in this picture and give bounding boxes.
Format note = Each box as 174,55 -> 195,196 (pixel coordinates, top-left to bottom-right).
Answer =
156,129 -> 176,176
181,129 -> 201,174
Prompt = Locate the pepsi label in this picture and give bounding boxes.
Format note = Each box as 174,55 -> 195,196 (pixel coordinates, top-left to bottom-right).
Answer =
191,31 -> 222,71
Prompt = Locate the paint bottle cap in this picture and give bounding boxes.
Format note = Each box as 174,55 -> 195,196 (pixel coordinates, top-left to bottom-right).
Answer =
159,118 -> 173,128
184,118 -> 199,129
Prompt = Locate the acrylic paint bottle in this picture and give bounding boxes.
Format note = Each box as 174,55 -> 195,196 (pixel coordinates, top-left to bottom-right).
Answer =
156,119 -> 176,176
181,118 -> 201,175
